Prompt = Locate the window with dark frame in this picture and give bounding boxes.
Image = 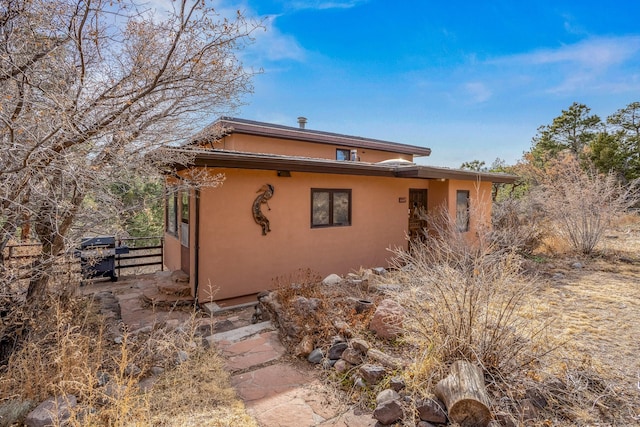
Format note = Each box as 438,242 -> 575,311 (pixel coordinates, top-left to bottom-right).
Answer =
456,190 -> 470,232
311,189 -> 352,228
165,189 -> 178,236
336,149 -> 350,161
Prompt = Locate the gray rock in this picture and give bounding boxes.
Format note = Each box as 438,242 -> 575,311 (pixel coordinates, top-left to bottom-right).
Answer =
322,359 -> 337,369
376,389 -> 400,405
322,274 -> 342,285
114,336 -> 123,344
552,272 -> 565,279
150,366 -> 165,376
97,371 -> 110,387
176,350 -> 189,364
307,348 -> 324,364
373,267 -> 387,276
389,376 -> 405,392
328,342 -> 348,360
367,348 -> 405,369
332,320 -> 353,337
359,364 -> 386,385
571,261 -> 583,269
291,296 -> 321,316
25,395 -> 76,427
350,338 -> 370,354
372,399 -> 403,425
125,363 -> 141,377
416,398 -> 447,424
340,348 -> 364,365
417,422 -> 437,427
334,359 -> 353,374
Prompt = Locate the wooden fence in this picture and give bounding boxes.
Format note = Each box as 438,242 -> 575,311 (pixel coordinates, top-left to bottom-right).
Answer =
2,237 -> 164,279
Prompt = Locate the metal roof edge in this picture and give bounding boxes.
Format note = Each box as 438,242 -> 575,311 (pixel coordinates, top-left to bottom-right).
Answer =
166,148 -> 518,183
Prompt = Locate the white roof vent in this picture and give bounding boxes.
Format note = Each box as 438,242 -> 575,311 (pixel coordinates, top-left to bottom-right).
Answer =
376,158 -> 415,166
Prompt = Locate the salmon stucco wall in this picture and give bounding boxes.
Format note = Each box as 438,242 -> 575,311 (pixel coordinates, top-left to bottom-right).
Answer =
196,168 -> 428,302
447,179 -> 493,235
216,134 -> 414,163
163,234 -> 181,272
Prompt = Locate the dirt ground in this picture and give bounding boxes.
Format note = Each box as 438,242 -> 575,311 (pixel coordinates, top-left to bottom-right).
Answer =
534,215 -> 640,421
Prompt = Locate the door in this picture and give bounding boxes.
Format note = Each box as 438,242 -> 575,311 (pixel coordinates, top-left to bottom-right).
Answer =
408,189 -> 428,242
180,191 -> 190,275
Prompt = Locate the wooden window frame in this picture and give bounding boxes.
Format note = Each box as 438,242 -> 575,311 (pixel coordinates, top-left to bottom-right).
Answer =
311,188 -> 352,228
456,190 -> 470,232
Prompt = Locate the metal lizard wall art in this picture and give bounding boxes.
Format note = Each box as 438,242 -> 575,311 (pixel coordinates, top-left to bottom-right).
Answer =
253,184 -> 274,235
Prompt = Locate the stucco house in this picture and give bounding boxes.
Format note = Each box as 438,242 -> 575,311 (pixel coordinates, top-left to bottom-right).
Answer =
163,117 -> 516,306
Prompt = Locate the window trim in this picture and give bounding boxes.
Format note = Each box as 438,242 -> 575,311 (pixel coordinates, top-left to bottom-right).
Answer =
311,188 -> 352,228
456,190 -> 470,232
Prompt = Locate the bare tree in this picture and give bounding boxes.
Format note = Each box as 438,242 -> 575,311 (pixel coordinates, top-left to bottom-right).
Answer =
0,0 -> 259,300
532,154 -> 639,254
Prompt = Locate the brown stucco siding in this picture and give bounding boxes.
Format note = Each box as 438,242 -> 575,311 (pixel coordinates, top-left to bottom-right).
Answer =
196,168 -> 429,302
216,134 -> 414,163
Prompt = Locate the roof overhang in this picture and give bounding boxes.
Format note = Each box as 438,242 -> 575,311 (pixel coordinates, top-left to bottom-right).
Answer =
167,149 -> 518,183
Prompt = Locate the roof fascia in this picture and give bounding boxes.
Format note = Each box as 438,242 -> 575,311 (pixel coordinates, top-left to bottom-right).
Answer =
171,149 -> 517,183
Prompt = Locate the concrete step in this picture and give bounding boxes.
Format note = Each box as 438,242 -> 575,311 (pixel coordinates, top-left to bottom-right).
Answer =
207,321 -> 274,344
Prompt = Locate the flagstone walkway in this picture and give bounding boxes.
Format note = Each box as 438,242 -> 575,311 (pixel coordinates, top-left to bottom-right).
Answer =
83,272 -> 376,427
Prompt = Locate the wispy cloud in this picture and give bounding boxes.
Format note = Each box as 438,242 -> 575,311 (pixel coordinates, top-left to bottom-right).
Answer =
288,0 -> 368,11
487,36 -> 640,95
492,36 -> 640,69
249,15 -> 307,62
463,82 -> 492,103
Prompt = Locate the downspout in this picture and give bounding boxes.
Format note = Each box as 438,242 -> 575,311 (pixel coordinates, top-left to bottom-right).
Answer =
194,188 -> 200,308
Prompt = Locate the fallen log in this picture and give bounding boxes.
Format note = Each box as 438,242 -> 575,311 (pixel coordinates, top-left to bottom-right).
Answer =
434,360 -> 492,427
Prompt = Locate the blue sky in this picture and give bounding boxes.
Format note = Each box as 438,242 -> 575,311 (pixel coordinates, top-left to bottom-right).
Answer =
221,0 -> 640,167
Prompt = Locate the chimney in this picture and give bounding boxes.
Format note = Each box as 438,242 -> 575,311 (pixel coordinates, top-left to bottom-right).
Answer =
297,116 -> 307,129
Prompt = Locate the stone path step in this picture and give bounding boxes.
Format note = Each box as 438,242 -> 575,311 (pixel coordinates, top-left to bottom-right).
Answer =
205,319 -> 376,427
207,321 -> 274,344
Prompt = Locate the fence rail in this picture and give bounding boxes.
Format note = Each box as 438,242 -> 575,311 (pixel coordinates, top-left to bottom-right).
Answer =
115,237 -> 164,275
2,236 -> 164,278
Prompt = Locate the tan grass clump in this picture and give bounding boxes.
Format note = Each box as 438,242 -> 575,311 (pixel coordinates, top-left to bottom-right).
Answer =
0,278 -> 253,426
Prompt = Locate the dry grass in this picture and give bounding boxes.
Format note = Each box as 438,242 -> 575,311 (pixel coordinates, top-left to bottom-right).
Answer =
525,214 -> 640,425
0,287 -> 254,426
146,350 -> 257,427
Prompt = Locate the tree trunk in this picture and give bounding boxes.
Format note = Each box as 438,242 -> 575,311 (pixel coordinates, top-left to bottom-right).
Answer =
435,360 -> 492,427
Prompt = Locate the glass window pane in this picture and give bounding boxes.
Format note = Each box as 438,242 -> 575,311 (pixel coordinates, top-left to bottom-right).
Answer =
333,192 -> 350,225
336,149 -> 350,161
456,191 -> 469,232
312,191 -> 330,225
181,192 -> 189,222
167,194 -> 176,234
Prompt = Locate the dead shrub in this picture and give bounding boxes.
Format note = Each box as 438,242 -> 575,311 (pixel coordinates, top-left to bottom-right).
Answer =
532,154 -> 640,254
0,274 -> 250,426
490,196 -> 547,255
388,212 -> 555,390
